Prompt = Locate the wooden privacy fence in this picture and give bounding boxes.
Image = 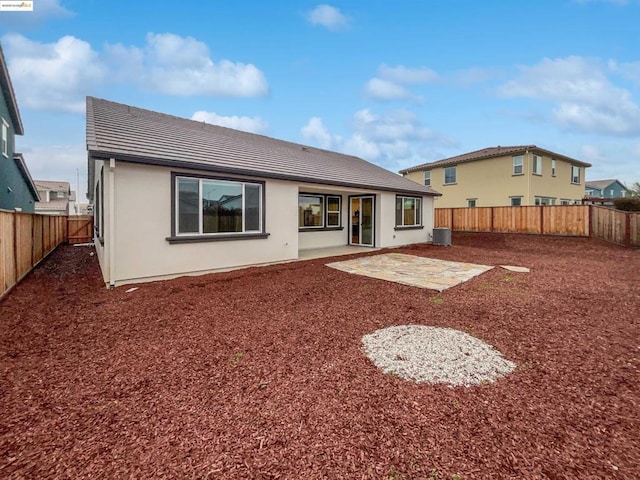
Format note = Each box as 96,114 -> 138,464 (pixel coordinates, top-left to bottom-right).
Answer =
434,205 -> 639,247
590,206 -> 640,248
1,211 -> 94,300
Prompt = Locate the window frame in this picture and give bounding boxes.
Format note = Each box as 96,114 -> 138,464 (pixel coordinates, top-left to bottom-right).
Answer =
571,165 -> 581,184
467,198 -> 477,208
424,170 -> 431,186
532,154 -> 542,175
298,192 -> 343,232
551,159 -> 557,177
395,195 -> 423,229
168,172 -> 267,243
1,118 -> 8,158
443,166 -> 456,185
512,155 -> 523,175
510,196 -> 522,206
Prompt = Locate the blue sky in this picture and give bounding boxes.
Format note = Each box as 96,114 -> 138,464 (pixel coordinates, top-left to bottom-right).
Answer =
1,0 -> 639,200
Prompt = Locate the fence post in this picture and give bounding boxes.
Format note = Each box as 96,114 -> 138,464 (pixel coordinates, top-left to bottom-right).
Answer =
490,207 -> 494,232
539,206 -> 544,234
588,205 -> 593,238
625,212 -> 631,248
451,208 -> 454,231
13,213 -> 19,284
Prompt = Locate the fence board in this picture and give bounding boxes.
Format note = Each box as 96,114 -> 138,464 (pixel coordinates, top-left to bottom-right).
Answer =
542,205 -> 589,236
630,213 -> 640,247
0,212 -> 16,296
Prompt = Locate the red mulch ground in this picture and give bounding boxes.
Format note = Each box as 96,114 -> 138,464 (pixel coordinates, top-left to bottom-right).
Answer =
0,233 -> 638,479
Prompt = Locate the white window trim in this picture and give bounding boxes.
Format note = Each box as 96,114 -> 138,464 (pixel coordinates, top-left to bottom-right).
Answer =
510,196 -> 523,206
1,118 -> 8,158
467,198 -> 477,207
551,159 -> 557,177
444,166 -> 456,185
512,155 -> 523,175
424,170 -> 431,186
532,154 -> 542,175
175,176 -> 263,236
571,166 -> 581,184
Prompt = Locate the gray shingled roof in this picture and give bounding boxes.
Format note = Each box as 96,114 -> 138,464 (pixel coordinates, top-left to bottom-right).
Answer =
399,145 -> 591,173
35,180 -> 71,191
0,42 -> 24,136
585,179 -> 625,191
86,97 -> 439,198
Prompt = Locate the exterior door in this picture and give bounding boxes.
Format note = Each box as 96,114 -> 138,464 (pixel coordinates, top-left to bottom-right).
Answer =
350,196 -> 374,246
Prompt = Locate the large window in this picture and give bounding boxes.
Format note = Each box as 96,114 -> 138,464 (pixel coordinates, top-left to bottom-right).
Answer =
176,176 -> 262,235
444,166 -> 456,184
512,155 -> 523,175
299,193 -> 341,229
1,118 -> 8,157
571,165 -> 581,184
395,196 -> 422,227
535,196 -> 556,206
424,171 -> 431,186
532,155 -> 542,175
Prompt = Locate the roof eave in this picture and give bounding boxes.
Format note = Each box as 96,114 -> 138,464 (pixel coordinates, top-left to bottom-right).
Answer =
0,44 -> 24,136
88,149 -> 440,197
13,154 -> 40,201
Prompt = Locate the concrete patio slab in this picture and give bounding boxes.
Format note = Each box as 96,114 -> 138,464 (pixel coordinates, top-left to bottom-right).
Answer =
500,265 -> 531,273
326,253 -> 493,291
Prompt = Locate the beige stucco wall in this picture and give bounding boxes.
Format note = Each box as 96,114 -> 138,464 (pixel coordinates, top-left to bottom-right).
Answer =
404,153 -> 586,207
94,161 -> 437,286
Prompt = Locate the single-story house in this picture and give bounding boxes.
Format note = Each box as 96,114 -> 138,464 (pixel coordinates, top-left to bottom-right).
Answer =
86,97 -> 441,287
34,180 -> 75,215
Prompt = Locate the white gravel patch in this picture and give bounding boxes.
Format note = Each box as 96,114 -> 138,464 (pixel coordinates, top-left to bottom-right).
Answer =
361,325 -> 516,387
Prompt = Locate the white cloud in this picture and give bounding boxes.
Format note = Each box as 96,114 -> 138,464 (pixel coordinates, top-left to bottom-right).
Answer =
378,64 -> 438,84
191,111 -> 268,134
301,109 -> 454,169
301,117 -> 337,150
306,4 -> 349,30
364,78 -> 416,101
608,60 -> 640,84
3,33 -> 105,113
107,33 -> 269,97
498,56 -> 640,136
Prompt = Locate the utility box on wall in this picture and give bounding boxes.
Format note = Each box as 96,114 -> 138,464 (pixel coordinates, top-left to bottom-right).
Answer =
432,227 -> 451,246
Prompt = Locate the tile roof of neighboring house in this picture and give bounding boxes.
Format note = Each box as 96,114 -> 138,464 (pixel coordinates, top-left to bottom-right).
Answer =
399,145 -> 592,173
13,154 -> 40,201
0,42 -> 24,135
35,180 -> 71,191
585,179 -> 625,190
34,200 -> 68,212
86,97 -> 439,198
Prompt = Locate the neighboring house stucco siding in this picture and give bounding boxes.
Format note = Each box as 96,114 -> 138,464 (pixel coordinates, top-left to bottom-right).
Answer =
0,93 -> 36,212
404,152 -> 585,208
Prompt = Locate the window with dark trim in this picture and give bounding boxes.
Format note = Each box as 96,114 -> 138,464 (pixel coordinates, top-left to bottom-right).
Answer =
510,196 -> 522,206
571,165 -> 581,184
395,196 -> 422,227
299,193 -> 342,229
175,175 -> 263,236
532,155 -> 542,175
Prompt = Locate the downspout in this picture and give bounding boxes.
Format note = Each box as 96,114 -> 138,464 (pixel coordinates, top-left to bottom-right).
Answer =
108,158 -> 116,288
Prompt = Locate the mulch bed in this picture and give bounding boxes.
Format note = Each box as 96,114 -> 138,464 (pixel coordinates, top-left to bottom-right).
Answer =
0,233 -> 638,479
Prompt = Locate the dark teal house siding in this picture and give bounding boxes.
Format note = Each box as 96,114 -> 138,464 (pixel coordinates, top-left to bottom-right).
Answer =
0,93 -> 36,212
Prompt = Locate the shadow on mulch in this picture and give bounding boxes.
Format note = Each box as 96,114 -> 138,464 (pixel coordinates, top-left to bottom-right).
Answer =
0,234 -> 638,479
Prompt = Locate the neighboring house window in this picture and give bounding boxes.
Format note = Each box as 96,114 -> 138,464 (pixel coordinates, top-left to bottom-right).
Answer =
510,197 -> 522,206
610,189 -> 615,197
176,176 -> 263,235
621,191 -> 626,198
395,196 -> 422,227
551,159 -> 557,177
512,155 -> 523,175
571,166 -> 581,184
1,118 -> 8,157
56,192 -> 64,199
532,155 -> 542,175
424,171 -> 431,186
560,199 -> 571,205
467,199 -> 477,207
585,189 -> 593,197
298,193 -> 341,229
535,196 -> 555,206
444,166 -> 456,184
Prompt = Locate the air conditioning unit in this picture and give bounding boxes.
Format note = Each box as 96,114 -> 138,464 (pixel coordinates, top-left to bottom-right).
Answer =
432,227 -> 451,246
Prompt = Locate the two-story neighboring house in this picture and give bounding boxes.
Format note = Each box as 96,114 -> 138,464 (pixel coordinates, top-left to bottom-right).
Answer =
34,180 -> 76,215
0,42 -> 39,212
585,179 -> 630,200
400,145 -> 591,208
